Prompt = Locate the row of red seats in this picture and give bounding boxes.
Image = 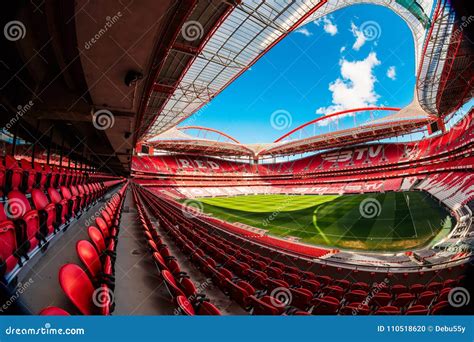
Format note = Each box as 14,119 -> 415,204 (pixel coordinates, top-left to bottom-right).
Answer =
0,181 -> 108,280
136,187 -> 465,315
0,156 -> 92,196
39,184 -> 127,315
132,187 -> 221,315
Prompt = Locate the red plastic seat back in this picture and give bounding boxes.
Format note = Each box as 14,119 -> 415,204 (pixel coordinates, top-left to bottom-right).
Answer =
95,217 -> 109,238
31,189 -> 50,210
6,190 -> 32,219
76,240 -> 102,279
47,187 -> 63,204
39,306 -> 70,316
59,264 -> 96,315
0,203 -> 18,275
60,186 -> 72,200
88,226 -> 106,253
5,156 -> 22,191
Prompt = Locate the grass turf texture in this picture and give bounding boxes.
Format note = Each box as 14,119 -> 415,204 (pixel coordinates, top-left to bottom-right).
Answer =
182,192 -> 453,251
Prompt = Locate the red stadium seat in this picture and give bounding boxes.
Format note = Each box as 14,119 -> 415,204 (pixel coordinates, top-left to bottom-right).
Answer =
376,306 -> 400,315
175,295 -> 221,316
47,187 -> 69,224
39,306 -> 70,315
59,264 -> 110,315
340,303 -> 370,315
312,296 -> 340,315
0,203 -> 19,277
76,240 -> 113,283
31,189 -> 57,235
7,190 -> 42,252
405,305 -> 429,315
249,295 -> 285,315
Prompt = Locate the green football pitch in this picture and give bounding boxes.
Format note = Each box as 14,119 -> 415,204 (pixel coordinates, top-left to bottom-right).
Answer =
181,192 -> 453,251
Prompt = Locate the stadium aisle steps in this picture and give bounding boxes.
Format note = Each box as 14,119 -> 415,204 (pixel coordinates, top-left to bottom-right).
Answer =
135,195 -> 246,315
133,188 -> 240,315
112,188 -> 177,315
8,184 -> 124,314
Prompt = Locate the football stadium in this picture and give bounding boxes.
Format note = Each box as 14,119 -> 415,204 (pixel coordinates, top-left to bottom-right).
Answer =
0,0 -> 473,331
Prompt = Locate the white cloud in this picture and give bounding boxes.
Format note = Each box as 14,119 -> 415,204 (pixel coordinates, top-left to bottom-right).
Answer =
295,27 -> 312,37
314,16 -> 338,36
386,66 -> 396,80
316,52 -> 381,119
350,22 -> 366,50
340,46 -> 346,53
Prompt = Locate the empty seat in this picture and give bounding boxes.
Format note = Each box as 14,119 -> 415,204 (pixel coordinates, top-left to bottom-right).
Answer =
4,156 -> 23,194
340,303 -> 370,315
0,203 -> 19,277
369,292 -> 392,307
7,190 -> 41,252
59,264 -> 110,315
59,186 -> 78,217
376,306 -> 400,315
289,287 -> 313,310
76,240 -> 113,285
392,293 -> 415,308
416,291 -> 436,306
175,295 -> 221,316
249,295 -> 285,315
405,305 -> 428,315
31,189 -> 57,236
47,187 -> 70,224
226,279 -> 255,310
39,306 -> 70,315
312,296 -> 339,314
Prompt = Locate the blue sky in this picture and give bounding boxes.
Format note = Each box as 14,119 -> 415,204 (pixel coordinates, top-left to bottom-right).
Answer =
179,4 -> 416,143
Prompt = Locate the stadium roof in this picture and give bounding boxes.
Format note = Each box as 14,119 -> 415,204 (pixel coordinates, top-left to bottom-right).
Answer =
149,104 -> 435,158
138,0 -> 437,141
